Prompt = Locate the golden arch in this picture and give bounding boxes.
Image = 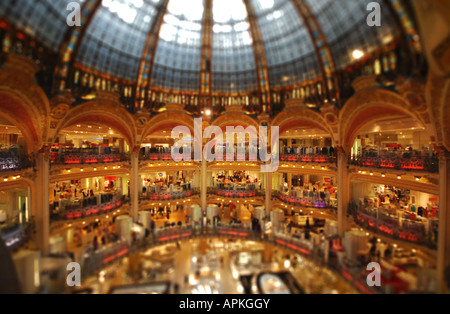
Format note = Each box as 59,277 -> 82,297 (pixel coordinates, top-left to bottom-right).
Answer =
53,101 -> 136,147
211,113 -> 259,134
0,90 -> 44,153
272,108 -> 334,140
340,89 -> 429,152
142,112 -> 195,140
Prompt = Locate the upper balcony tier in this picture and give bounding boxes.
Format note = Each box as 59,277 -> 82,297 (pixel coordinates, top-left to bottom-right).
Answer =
350,150 -> 439,174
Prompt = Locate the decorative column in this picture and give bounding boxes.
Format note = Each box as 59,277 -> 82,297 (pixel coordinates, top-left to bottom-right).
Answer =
437,147 -> 450,293
130,148 -> 140,222
201,158 -> 207,211
265,172 -> 272,216
337,147 -> 350,237
34,148 -> 50,256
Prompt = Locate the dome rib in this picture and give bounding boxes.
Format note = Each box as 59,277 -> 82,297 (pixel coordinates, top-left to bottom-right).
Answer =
52,0 -> 102,94
136,0 -> 170,111
199,0 -> 214,108
290,0 -> 338,103
243,0 -> 272,112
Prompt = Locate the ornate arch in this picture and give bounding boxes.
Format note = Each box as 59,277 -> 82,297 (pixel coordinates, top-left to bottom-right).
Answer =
212,112 -> 259,133
272,104 -> 334,140
340,87 -> 429,152
426,72 -> 450,151
53,101 -> 136,147
141,111 -> 195,141
0,55 -> 52,152
0,90 -> 43,153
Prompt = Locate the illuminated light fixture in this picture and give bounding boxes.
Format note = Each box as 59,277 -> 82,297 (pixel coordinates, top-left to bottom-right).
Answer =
358,170 -> 362,174
415,177 -> 420,181
94,168 -> 97,171
12,177 -> 16,180
104,167 -> 108,170
16,176 -> 20,179
370,172 -> 373,176
3,178 -> 7,182
301,166 -> 305,169
106,216 -> 109,219
68,224 -> 72,227
82,221 -> 86,225
352,49 -> 364,60
118,166 -> 121,169
397,176 -> 402,180
321,167 -> 325,170
381,174 -> 386,178
205,109 -> 212,116
80,168 -> 84,172
312,166 -> 315,169
362,171 -> 366,175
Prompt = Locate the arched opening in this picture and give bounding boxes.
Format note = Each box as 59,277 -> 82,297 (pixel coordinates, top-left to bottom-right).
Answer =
344,101 -> 440,249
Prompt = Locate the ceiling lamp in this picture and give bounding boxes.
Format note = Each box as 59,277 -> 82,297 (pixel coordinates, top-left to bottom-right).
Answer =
352,49 -> 364,60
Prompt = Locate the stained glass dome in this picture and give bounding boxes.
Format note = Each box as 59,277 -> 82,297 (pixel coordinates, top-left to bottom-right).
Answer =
0,0 -> 402,106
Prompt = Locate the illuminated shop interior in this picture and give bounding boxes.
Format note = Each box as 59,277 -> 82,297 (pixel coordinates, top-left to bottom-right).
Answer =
0,0 -> 449,295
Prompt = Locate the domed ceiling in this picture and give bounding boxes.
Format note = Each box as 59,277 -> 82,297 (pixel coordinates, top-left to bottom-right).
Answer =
0,0 -> 401,96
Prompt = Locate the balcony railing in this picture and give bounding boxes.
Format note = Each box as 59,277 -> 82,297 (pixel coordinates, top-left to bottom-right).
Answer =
50,193 -> 126,221
276,191 -> 337,209
51,152 -> 129,165
0,153 -> 33,172
351,206 -> 438,249
212,188 -> 264,199
350,152 -> 439,173
142,188 -> 200,202
280,154 -> 336,164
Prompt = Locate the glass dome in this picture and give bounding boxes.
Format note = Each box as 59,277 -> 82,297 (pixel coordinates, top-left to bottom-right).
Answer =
0,0 -> 400,96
